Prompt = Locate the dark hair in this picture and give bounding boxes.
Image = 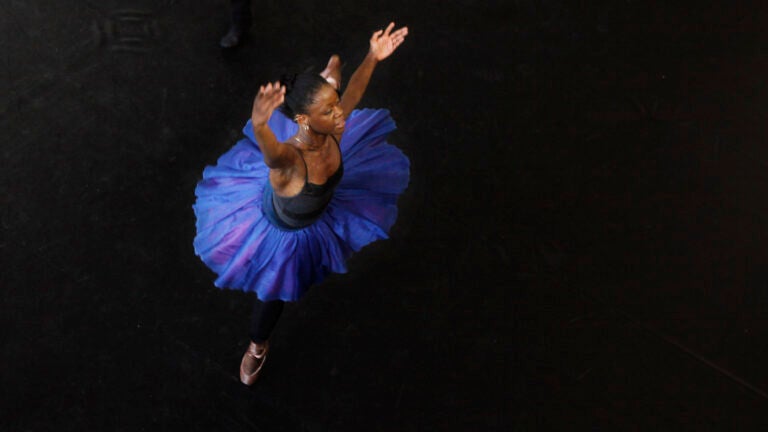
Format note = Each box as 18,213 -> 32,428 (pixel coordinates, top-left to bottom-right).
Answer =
278,72 -> 329,121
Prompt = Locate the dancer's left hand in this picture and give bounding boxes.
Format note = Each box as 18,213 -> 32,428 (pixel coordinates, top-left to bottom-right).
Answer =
369,22 -> 408,61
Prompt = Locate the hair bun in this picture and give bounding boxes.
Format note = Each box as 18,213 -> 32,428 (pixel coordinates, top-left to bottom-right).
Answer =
279,73 -> 298,94
276,72 -> 328,121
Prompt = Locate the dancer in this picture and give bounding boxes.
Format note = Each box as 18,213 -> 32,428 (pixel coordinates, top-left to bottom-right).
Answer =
193,23 -> 410,385
219,0 -> 251,48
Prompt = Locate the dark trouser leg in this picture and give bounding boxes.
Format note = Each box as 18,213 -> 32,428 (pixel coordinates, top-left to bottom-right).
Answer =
249,299 -> 284,344
230,0 -> 252,31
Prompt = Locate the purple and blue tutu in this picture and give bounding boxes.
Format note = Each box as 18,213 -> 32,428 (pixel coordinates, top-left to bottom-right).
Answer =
193,109 -> 410,301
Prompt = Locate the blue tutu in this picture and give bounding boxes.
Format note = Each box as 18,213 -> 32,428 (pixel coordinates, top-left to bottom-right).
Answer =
193,109 -> 410,301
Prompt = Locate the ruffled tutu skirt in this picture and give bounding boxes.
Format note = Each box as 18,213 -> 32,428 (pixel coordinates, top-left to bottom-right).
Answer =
193,109 -> 410,301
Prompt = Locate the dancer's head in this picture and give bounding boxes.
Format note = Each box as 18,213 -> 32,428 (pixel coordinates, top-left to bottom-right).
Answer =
279,73 -> 333,120
280,72 -> 344,135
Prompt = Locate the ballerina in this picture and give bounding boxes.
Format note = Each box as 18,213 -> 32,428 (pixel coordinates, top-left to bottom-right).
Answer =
193,22 -> 409,385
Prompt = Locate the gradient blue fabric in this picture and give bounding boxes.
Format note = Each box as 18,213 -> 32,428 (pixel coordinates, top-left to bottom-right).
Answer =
193,108 -> 410,301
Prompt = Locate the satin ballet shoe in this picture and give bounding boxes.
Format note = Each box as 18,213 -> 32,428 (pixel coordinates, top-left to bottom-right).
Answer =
239,341 -> 269,385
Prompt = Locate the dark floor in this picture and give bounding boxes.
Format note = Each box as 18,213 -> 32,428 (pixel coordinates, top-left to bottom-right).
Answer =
3,0 -> 768,430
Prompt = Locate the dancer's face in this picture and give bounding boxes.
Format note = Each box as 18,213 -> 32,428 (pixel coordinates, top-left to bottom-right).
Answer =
304,84 -> 345,135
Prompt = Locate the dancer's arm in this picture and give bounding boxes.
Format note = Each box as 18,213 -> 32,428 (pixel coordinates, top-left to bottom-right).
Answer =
340,22 -> 408,118
251,82 -> 297,169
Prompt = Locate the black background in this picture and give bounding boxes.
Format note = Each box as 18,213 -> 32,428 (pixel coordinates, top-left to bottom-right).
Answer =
2,0 -> 768,430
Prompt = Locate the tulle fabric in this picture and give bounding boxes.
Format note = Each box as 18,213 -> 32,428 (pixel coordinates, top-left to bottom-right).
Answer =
193,109 -> 409,301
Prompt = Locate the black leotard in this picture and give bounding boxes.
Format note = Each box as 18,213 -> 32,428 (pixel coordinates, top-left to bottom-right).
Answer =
265,135 -> 343,229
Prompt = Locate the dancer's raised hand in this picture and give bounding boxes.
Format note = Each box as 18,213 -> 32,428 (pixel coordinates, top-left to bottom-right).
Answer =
252,82 -> 285,127
369,22 -> 408,61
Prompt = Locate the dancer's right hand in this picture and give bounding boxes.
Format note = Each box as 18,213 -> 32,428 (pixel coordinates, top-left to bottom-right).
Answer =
252,82 -> 285,127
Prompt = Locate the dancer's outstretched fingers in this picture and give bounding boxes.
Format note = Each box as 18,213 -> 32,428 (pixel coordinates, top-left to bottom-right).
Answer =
383,22 -> 395,37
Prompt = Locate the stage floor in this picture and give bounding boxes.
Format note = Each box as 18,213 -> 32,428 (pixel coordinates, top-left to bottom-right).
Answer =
3,0 -> 767,430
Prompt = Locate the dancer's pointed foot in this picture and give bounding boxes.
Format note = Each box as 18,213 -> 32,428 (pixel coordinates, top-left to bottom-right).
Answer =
320,54 -> 342,90
220,25 -> 247,48
239,341 -> 268,385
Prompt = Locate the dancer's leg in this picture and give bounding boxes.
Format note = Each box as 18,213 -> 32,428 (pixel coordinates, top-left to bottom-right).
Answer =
220,0 -> 252,48
249,299 -> 284,344
240,298 -> 283,385
230,0 -> 252,31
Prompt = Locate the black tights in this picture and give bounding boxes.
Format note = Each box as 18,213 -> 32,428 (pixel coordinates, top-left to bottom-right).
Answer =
249,299 -> 284,344
230,0 -> 252,30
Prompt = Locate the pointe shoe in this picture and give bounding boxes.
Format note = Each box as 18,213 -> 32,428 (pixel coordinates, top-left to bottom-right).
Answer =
219,25 -> 247,48
320,54 -> 342,90
239,341 -> 268,385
